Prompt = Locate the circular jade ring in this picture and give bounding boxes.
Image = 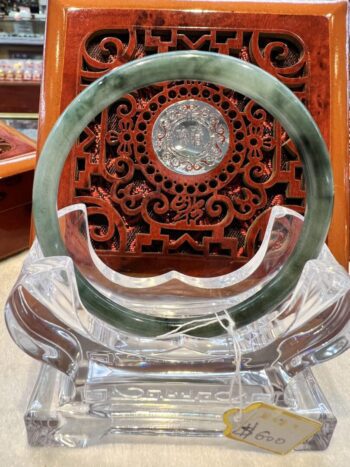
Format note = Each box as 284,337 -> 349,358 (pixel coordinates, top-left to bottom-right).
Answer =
33,51 -> 333,338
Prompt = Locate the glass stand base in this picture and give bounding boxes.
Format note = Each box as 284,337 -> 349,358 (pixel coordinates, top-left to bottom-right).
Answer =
25,363 -> 337,450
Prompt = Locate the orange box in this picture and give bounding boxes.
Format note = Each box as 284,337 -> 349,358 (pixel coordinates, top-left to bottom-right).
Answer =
37,0 -> 349,275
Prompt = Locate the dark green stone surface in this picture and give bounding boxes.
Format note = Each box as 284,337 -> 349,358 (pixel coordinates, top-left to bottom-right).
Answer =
33,51 -> 334,337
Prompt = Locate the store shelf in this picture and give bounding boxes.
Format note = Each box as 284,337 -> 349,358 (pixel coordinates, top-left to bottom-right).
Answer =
0,15 -> 45,47
0,36 -> 43,45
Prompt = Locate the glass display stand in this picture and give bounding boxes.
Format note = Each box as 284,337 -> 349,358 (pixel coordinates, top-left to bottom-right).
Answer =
6,205 -> 350,449
5,48 -> 349,453
25,361 -> 336,449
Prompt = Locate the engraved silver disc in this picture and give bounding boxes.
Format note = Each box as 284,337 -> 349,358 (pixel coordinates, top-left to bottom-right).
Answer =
152,99 -> 230,175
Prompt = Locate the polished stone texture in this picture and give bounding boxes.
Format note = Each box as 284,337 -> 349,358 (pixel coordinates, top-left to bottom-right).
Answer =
33,51 -> 333,337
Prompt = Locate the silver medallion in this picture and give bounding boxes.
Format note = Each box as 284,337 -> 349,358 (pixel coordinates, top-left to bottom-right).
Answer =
152,99 -> 230,175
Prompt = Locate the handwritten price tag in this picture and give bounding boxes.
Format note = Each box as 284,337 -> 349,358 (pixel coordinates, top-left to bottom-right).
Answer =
223,402 -> 322,455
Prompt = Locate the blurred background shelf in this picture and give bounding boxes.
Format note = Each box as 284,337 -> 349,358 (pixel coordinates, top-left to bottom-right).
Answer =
0,36 -> 43,45
0,3 -> 44,259
0,2 -> 45,116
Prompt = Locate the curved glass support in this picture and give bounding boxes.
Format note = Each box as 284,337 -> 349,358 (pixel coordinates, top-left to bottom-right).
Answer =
62,204 -> 301,316
32,51 -> 334,337
5,206 -> 350,376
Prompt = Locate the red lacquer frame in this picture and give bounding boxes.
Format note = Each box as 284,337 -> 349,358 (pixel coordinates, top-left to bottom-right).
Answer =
37,1 -> 349,273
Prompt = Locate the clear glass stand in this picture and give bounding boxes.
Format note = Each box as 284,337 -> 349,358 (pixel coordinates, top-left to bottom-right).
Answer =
6,205 -> 350,450
26,361 -> 336,449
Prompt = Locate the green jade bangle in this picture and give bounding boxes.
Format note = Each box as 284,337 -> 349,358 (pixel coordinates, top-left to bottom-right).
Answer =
33,51 -> 334,338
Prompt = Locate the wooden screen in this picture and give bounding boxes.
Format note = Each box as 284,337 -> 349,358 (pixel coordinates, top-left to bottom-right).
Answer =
38,0 -> 349,276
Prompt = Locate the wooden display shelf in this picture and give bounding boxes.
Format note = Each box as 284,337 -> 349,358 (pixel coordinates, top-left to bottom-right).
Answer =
0,81 -> 40,113
0,121 -> 36,259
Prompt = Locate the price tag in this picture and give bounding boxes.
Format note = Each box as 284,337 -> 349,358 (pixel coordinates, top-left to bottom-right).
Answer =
223,402 -> 322,455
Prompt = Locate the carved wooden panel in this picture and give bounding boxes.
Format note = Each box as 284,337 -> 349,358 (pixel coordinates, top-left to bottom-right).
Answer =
41,2 -> 348,275
71,27 -> 308,276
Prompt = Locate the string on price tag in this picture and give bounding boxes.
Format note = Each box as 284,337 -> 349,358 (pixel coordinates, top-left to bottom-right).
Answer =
223,402 -> 322,455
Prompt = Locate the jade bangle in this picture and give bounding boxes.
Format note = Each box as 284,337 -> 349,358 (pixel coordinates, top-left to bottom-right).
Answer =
33,51 -> 333,338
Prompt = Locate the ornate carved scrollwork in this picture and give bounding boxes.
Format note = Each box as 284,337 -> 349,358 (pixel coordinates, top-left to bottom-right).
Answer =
70,27 -> 308,275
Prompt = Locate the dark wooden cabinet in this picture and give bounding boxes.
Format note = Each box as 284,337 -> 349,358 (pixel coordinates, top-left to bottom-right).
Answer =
0,121 -> 35,259
0,82 -> 40,113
